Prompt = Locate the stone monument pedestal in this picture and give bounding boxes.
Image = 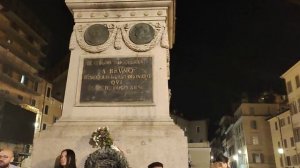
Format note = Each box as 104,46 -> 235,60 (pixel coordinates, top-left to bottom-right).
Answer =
32,0 -> 188,167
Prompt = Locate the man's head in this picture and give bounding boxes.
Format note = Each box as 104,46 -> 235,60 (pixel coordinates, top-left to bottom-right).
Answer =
0,148 -> 14,168
148,162 -> 163,168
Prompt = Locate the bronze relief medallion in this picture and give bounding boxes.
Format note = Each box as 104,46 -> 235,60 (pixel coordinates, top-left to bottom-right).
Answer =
84,24 -> 109,46
129,23 -> 155,44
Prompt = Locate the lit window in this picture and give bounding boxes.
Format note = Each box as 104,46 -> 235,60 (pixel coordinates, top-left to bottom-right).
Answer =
20,75 -> 28,85
252,136 -> 259,145
252,153 -> 264,163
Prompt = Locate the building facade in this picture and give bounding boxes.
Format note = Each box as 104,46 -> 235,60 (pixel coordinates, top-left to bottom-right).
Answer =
268,110 -> 299,168
171,114 -> 211,168
280,60 -> 300,168
0,1 -> 63,167
222,103 -> 280,168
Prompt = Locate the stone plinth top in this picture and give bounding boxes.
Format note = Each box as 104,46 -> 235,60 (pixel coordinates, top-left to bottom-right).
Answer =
65,0 -> 175,48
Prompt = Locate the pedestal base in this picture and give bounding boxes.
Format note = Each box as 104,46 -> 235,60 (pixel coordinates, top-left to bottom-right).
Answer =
31,120 -> 188,168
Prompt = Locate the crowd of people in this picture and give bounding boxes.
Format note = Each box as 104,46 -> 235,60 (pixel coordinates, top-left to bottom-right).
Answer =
0,148 -> 164,168
1,146 -> 232,168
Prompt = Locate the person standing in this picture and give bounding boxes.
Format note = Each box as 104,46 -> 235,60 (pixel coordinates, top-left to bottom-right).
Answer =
58,149 -> 77,168
148,162 -> 163,168
211,154 -> 229,168
0,148 -> 19,168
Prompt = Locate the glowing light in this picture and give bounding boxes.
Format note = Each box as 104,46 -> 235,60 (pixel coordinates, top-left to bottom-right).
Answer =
233,155 -> 238,161
211,156 -> 214,160
278,148 -> 284,154
238,150 -> 242,154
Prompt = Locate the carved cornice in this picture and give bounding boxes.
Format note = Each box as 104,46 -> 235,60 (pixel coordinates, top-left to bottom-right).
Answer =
73,23 -> 168,53
65,0 -> 175,48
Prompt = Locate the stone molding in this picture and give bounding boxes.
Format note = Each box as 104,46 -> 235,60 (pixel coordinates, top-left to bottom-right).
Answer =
73,23 -> 169,53
65,0 -> 175,48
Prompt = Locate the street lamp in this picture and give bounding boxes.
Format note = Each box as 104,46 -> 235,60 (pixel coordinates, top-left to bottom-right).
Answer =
278,148 -> 284,167
233,154 -> 238,162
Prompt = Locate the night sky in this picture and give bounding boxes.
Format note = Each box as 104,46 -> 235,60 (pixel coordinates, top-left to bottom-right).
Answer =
23,0 -> 300,138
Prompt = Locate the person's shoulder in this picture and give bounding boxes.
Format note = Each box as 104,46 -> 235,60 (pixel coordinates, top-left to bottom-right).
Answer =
9,164 -> 20,168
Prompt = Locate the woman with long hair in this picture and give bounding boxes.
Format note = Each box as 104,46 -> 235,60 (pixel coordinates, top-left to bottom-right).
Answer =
59,149 -> 77,168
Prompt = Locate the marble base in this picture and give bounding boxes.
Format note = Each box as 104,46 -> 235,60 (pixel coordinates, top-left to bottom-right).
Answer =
31,120 -> 188,168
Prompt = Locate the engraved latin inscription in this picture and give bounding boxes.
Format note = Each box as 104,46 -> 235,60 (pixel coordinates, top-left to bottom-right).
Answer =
80,57 -> 153,103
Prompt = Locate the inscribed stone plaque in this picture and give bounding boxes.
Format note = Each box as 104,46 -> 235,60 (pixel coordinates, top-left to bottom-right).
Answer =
80,57 -> 153,103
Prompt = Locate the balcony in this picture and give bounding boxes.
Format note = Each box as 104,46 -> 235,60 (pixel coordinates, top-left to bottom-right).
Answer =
0,73 -> 40,95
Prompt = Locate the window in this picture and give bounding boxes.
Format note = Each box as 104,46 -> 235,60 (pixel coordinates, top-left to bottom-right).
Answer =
196,126 -> 200,133
53,117 -> 58,123
288,116 -> 291,124
26,35 -> 34,43
279,118 -> 285,127
286,156 -> 291,166
17,95 -> 23,100
31,99 -> 36,106
252,153 -> 264,163
44,105 -> 49,115
20,75 -> 28,85
278,141 -> 281,147
290,102 -> 298,115
46,87 -> 51,97
294,127 -> 300,142
280,157 -> 283,167
287,81 -> 293,93
250,120 -> 257,129
2,65 -> 12,77
252,136 -> 259,145
298,98 -> 300,113
296,75 -> 300,88
275,122 -> 278,130
292,155 -> 298,165
291,137 -> 295,147
284,139 -> 288,148
42,124 -> 47,130
34,81 -> 39,92
249,107 -> 255,115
